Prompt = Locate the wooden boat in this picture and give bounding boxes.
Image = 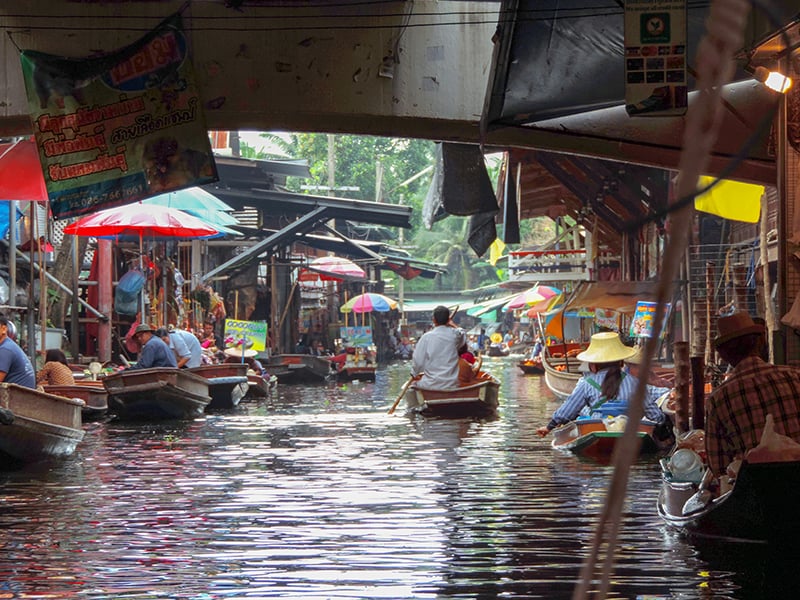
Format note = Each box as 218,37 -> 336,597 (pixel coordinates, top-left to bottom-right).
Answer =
550,416 -> 659,463
43,381 -> 109,420
486,343 -> 509,357
0,383 -> 85,465
243,373 -> 276,399
657,460 -> 800,543
265,354 -> 333,384
188,363 -> 249,409
103,367 -> 211,420
542,355 -> 583,400
404,378 -> 500,417
517,357 -> 544,375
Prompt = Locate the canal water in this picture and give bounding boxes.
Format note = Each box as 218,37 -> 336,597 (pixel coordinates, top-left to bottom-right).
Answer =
1,356 -> 796,599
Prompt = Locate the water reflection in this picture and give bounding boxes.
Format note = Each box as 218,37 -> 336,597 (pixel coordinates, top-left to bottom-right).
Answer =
0,357 -> 785,598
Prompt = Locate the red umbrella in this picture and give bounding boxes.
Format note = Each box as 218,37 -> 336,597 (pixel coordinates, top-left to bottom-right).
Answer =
63,203 -> 219,239
299,256 -> 366,283
0,138 -> 48,202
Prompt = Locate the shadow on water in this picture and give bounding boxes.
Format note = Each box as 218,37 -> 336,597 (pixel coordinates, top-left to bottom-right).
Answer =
0,356 -> 788,598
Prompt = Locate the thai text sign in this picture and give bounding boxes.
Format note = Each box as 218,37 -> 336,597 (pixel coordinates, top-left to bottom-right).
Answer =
624,0 -> 687,117
19,13 -> 217,219
340,326 -> 373,348
224,319 -> 268,352
629,301 -> 671,338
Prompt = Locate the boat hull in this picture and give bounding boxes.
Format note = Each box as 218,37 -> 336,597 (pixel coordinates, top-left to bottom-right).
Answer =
0,383 -> 85,464
44,382 -> 108,420
266,354 -> 333,383
188,364 -> 249,409
657,460 -> 800,543
404,379 -> 500,417
337,365 -> 376,382
518,359 -> 544,375
551,418 -> 658,462
542,355 -> 582,400
103,368 -> 210,420
244,374 -> 275,399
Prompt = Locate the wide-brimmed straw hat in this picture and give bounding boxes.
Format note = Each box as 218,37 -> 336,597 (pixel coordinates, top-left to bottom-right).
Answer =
576,332 -> 636,363
224,346 -> 257,359
625,348 -> 645,365
714,312 -> 765,347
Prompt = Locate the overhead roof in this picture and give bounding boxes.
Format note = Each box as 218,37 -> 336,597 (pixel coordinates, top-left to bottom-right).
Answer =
483,0 -> 781,184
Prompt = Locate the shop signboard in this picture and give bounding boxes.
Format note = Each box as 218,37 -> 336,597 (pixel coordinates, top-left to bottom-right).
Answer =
224,319 -> 268,352
629,301 -> 671,338
340,326 -> 373,348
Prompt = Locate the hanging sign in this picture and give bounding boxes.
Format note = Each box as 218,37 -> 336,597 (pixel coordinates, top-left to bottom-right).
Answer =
19,13 -> 217,219
629,301 -> 671,338
595,308 -> 619,331
624,0 -> 688,117
224,319 -> 268,352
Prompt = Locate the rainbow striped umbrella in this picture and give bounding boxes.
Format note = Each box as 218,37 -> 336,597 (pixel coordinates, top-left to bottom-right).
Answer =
340,293 -> 398,313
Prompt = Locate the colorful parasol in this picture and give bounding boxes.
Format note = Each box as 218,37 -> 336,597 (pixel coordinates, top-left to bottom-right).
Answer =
299,256 -> 367,282
340,292 -> 398,313
526,293 -> 563,316
506,285 -> 561,310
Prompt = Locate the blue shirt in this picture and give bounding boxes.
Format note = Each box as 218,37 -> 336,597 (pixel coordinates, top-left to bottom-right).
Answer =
547,367 -> 668,429
130,335 -> 177,370
168,329 -> 202,368
0,337 -> 36,388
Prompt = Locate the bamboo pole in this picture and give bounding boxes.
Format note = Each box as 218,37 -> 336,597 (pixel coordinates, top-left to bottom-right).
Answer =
690,355 -> 705,430
760,193 -> 775,363
673,341 -> 691,433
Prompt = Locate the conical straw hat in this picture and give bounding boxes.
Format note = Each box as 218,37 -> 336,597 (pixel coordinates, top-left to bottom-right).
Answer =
576,332 -> 636,363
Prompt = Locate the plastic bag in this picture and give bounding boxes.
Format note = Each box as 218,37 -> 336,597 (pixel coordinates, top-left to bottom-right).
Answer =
745,414 -> 800,463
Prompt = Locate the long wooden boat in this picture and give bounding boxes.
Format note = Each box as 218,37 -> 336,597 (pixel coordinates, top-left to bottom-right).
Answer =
550,416 -> 659,463
404,378 -> 500,417
244,373 -> 277,399
102,367 -> 211,420
0,383 -> 85,465
541,342 -> 587,399
336,363 -> 377,382
43,381 -> 109,420
188,363 -> 249,409
657,460 -> 800,543
265,354 -> 333,384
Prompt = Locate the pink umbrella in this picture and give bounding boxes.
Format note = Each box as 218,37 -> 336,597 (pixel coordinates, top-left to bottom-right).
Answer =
506,285 -> 561,310
299,256 -> 366,282
63,203 -> 220,240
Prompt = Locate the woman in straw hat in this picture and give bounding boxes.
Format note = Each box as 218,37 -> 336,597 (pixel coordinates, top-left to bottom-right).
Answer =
536,332 -> 667,437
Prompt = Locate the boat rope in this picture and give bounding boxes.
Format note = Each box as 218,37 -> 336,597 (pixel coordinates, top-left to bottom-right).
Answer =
573,0 -> 752,597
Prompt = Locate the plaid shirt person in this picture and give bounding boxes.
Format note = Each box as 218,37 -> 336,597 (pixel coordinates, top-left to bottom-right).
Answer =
705,355 -> 800,477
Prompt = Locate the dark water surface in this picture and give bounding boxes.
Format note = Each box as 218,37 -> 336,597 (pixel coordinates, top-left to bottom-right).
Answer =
1,357 -> 796,599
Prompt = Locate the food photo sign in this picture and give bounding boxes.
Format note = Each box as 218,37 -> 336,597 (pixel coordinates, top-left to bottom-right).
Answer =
224,319 -> 268,353
624,0 -> 687,117
629,301 -> 671,339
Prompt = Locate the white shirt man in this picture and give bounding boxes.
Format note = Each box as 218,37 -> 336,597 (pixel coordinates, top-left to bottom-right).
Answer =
160,327 -> 203,368
411,305 -> 466,390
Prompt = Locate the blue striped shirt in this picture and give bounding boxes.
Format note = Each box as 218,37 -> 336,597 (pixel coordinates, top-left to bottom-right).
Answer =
547,367 -> 668,429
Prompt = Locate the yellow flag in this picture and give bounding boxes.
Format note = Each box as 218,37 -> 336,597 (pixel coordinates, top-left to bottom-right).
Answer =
488,238 -> 506,266
694,176 -> 764,223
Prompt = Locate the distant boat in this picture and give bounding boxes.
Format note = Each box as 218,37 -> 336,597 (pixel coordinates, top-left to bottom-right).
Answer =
0,383 -> 85,465
103,367 -> 211,420
265,354 -> 333,384
188,363 -> 249,409
243,373 -> 277,399
517,357 -> 544,375
404,378 -> 500,418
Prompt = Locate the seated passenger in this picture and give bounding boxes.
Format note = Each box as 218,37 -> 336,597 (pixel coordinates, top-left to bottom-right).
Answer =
536,332 -> 666,437
411,305 -> 466,390
127,324 -> 177,370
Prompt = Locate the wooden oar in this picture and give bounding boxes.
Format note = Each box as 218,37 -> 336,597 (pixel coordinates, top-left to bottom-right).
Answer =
388,376 -> 415,415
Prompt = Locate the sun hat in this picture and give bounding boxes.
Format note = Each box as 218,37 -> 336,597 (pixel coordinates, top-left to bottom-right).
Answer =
714,312 -> 765,347
625,348 -> 645,365
224,346 -> 257,359
133,323 -> 155,335
576,332 -> 636,363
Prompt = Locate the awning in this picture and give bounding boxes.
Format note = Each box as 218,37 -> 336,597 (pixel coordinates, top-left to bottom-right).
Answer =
465,294 -> 519,317
562,280 -> 661,315
402,297 -> 463,316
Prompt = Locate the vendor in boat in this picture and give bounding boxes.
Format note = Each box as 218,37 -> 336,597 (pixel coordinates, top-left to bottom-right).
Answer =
705,312 -> 800,477
0,315 -> 35,388
411,305 -> 466,390
36,348 -> 76,386
223,346 -> 266,376
157,326 -> 203,368
127,324 -> 177,370
536,332 -> 667,437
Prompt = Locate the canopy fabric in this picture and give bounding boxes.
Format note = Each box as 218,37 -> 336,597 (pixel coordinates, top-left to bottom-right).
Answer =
63,203 -> 220,239
0,138 -> 48,202
506,285 -> 561,310
299,256 -> 366,282
465,294 -> 518,317
340,292 -> 398,314
562,281 -> 660,315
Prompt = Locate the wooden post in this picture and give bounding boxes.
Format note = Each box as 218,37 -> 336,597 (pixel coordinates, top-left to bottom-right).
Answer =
96,239 -> 113,363
690,355 -> 705,430
673,341 -> 691,433
704,262 -> 715,367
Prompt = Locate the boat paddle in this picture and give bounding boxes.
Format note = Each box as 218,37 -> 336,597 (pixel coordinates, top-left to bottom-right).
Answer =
388,375 -> 416,415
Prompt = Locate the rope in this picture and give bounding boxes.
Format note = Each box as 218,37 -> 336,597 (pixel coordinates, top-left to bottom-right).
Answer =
573,0 -> 751,597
